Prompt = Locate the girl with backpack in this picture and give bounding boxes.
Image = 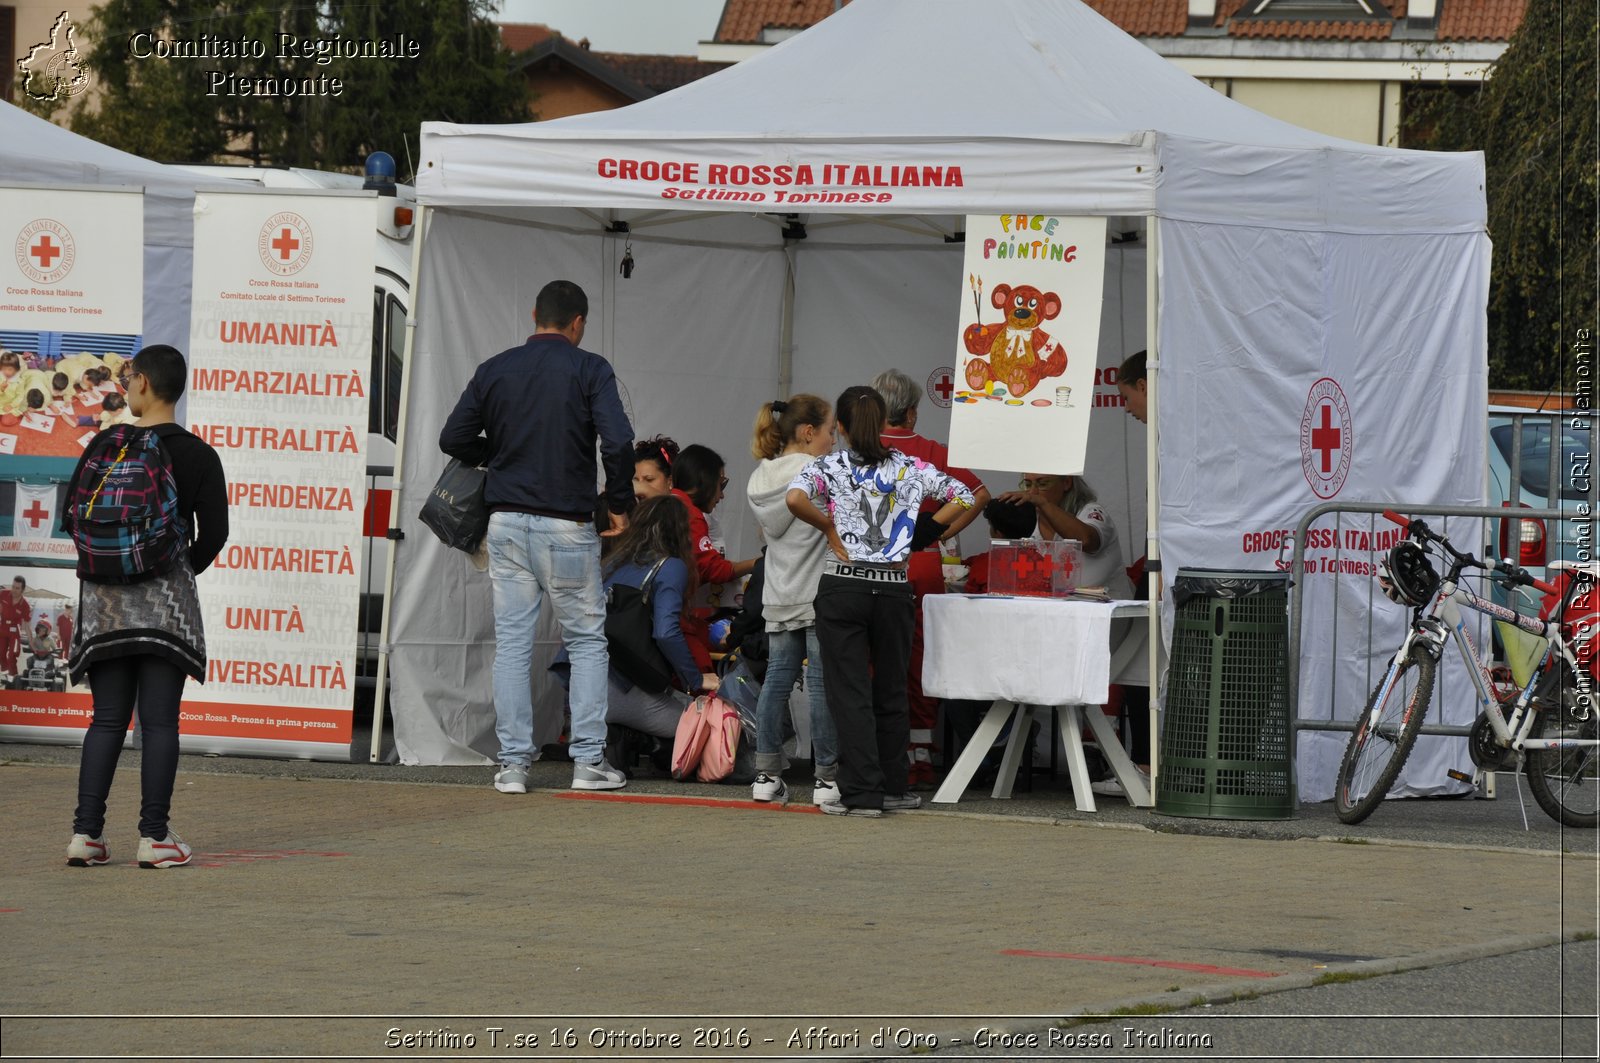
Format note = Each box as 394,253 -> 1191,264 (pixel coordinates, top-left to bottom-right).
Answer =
557,494 -> 713,747
745,394 -> 840,805
786,386 -> 974,817
63,345 -> 228,869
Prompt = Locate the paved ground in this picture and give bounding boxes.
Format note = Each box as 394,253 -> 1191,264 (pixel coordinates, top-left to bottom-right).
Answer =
1,743 -> 1596,1061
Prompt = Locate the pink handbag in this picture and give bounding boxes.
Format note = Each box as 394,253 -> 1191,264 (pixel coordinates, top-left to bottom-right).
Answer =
671,695 -> 742,782
693,696 -> 743,783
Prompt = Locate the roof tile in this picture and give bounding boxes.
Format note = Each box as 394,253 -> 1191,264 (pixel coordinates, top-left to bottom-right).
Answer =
593,52 -> 732,94
1081,0 -> 1187,37
1436,0 -> 1528,42
500,22 -> 556,53
714,0 -> 847,43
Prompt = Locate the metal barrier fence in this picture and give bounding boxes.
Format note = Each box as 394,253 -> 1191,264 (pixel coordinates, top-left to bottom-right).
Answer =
1287,502 -> 1575,748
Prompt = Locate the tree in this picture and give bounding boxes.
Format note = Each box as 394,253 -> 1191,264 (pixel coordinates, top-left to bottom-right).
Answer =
1404,3 -> 1597,392
70,1 -> 528,173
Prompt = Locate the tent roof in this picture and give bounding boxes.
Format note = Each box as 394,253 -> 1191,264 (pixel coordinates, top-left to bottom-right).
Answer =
419,0 -> 1485,232
0,101 -> 201,246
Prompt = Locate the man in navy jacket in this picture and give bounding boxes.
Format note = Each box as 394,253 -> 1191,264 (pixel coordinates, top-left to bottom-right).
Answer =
440,279 -> 635,793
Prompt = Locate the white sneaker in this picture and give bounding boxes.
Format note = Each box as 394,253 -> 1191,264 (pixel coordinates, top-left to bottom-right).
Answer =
811,779 -> 841,806
1091,770 -> 1150,798
751,773 -> 789,803
137,832 -> 193,869
66,833 -> 109,867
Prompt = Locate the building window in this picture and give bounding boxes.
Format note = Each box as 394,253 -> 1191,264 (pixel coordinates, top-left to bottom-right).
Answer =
1241,0 -> 1388,19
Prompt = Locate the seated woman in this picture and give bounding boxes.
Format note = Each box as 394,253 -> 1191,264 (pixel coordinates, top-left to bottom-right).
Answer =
997,473 -> 1135,601
671,444 -> 758,671
558,495 -> 715,744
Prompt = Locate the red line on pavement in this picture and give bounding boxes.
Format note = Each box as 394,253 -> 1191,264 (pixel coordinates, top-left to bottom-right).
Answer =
554,792 -> 821,814
1001,950 -> 1281,979
0,908 -> 21,913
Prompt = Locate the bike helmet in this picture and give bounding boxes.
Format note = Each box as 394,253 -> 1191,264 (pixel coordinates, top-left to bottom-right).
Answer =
1381,540 -> 1439,606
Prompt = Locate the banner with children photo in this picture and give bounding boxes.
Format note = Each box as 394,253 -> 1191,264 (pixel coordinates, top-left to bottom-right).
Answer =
0,187 -> 140,741
949,215 -> 1107,474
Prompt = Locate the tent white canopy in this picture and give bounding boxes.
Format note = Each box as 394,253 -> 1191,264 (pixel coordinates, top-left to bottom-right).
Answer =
389,0 -> 1489,800
0,101 -> 202,348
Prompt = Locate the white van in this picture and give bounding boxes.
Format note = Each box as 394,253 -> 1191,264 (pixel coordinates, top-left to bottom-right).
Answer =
173,161 -> 414,681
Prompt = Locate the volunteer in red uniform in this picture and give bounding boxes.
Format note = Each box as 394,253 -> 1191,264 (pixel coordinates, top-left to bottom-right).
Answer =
56,603 -> 73,657
872,369 -> 990,787
670,444 -> 757,672
1,576 -> 31,676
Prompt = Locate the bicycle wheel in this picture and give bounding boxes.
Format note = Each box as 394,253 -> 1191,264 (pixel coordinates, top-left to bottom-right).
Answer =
1335,645 -> 1436,824
1524,664 -> 1600,829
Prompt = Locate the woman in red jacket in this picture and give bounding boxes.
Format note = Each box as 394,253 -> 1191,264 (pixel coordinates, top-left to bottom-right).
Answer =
671,444 -> 757,671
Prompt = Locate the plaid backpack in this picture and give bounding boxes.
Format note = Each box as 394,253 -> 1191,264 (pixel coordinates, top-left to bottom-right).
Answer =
64,425 -> 187,583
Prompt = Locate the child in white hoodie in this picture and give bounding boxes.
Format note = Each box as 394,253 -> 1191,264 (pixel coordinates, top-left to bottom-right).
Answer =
745,394 -> 839,805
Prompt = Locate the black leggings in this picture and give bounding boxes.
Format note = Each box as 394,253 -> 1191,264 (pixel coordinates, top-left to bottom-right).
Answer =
73,656 -> 188,839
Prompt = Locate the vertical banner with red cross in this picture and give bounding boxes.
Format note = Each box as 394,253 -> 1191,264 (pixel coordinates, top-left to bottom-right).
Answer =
949,214 -> 1107,474
0,186 -> 143,742
184,191 -> 374,759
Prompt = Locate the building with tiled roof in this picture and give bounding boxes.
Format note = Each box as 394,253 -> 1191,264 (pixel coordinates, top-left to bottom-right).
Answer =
697,0 -> 1529,146
500,24 -> 729,122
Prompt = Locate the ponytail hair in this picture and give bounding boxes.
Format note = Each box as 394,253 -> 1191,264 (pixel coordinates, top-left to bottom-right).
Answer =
750,393 -> 831,460
835,385 -> 891,465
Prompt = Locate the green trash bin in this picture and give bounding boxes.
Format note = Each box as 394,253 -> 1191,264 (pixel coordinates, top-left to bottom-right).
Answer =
1156,569 -> 1294,820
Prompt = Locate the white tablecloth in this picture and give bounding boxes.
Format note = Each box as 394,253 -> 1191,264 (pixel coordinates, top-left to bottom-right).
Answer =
922,595 -> 1145,705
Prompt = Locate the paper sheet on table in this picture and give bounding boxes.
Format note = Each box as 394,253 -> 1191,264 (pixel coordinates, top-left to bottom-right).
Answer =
922,595 -> 1120,705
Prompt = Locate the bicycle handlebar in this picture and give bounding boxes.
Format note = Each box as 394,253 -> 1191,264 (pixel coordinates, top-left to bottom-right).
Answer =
1385,510 -> 1558,596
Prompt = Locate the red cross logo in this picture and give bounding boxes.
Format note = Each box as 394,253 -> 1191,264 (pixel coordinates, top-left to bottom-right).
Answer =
1311,404 -> 1341,473
30,236 -> 61,269
258,211 -> 314,275
1300,377 -> 1353,500
270,228 -> 300,261
926,365 -> 956,409
21,500 -> 49,530
15,219 -> 75,283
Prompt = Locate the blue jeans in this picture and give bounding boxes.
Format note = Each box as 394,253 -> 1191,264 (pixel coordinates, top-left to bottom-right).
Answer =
486,512 -> 608,766
754,625 -> 837,778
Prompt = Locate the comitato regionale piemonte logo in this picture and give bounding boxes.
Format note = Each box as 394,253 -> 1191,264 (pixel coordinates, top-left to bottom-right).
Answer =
17,11 -> 92,103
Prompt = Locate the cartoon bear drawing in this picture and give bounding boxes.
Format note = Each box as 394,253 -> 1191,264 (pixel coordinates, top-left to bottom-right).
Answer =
961,283 -> 1065,398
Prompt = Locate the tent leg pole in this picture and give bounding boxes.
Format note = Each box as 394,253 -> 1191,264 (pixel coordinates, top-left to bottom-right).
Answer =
370,205 -> 430,764
1145,215 -> 1161,789
778,245 -> 797,396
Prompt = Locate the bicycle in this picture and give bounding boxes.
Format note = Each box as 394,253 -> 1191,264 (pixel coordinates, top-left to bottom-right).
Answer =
1334,510 -> 1599,828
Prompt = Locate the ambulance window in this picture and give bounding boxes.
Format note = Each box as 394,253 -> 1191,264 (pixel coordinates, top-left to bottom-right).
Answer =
369,287 -> 385,436
384,295 -> 405,441
369,288 -> 406,442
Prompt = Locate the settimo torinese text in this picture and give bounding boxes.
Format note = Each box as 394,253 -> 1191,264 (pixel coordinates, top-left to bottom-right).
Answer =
127,32 -> 420,97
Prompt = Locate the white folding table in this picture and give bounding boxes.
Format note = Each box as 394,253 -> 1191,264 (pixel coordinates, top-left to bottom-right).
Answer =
921,595 -> 1155,811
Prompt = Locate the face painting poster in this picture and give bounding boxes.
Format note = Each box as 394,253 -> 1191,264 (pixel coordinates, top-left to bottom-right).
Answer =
949,214 -> 1107,474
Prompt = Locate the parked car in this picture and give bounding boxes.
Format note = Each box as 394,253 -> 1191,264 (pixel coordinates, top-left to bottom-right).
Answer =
1486,406 -> 1595,629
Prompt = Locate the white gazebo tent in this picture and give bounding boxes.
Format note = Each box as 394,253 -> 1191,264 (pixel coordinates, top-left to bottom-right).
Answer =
383,0 -> 1488,799
0,101 -> 204,350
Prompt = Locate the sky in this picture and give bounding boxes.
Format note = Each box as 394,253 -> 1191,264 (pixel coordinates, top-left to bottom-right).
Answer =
496,0 -> 729,54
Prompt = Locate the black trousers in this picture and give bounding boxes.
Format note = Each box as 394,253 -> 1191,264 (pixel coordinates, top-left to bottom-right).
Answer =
73,656 -> 188,839
814,574 -> 915,809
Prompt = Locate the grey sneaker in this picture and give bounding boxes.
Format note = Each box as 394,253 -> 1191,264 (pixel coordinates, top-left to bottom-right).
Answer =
883,793 -> 923,812
572,758 -> 627,791
493,765 -> 529,794
819,801 -> 883,818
